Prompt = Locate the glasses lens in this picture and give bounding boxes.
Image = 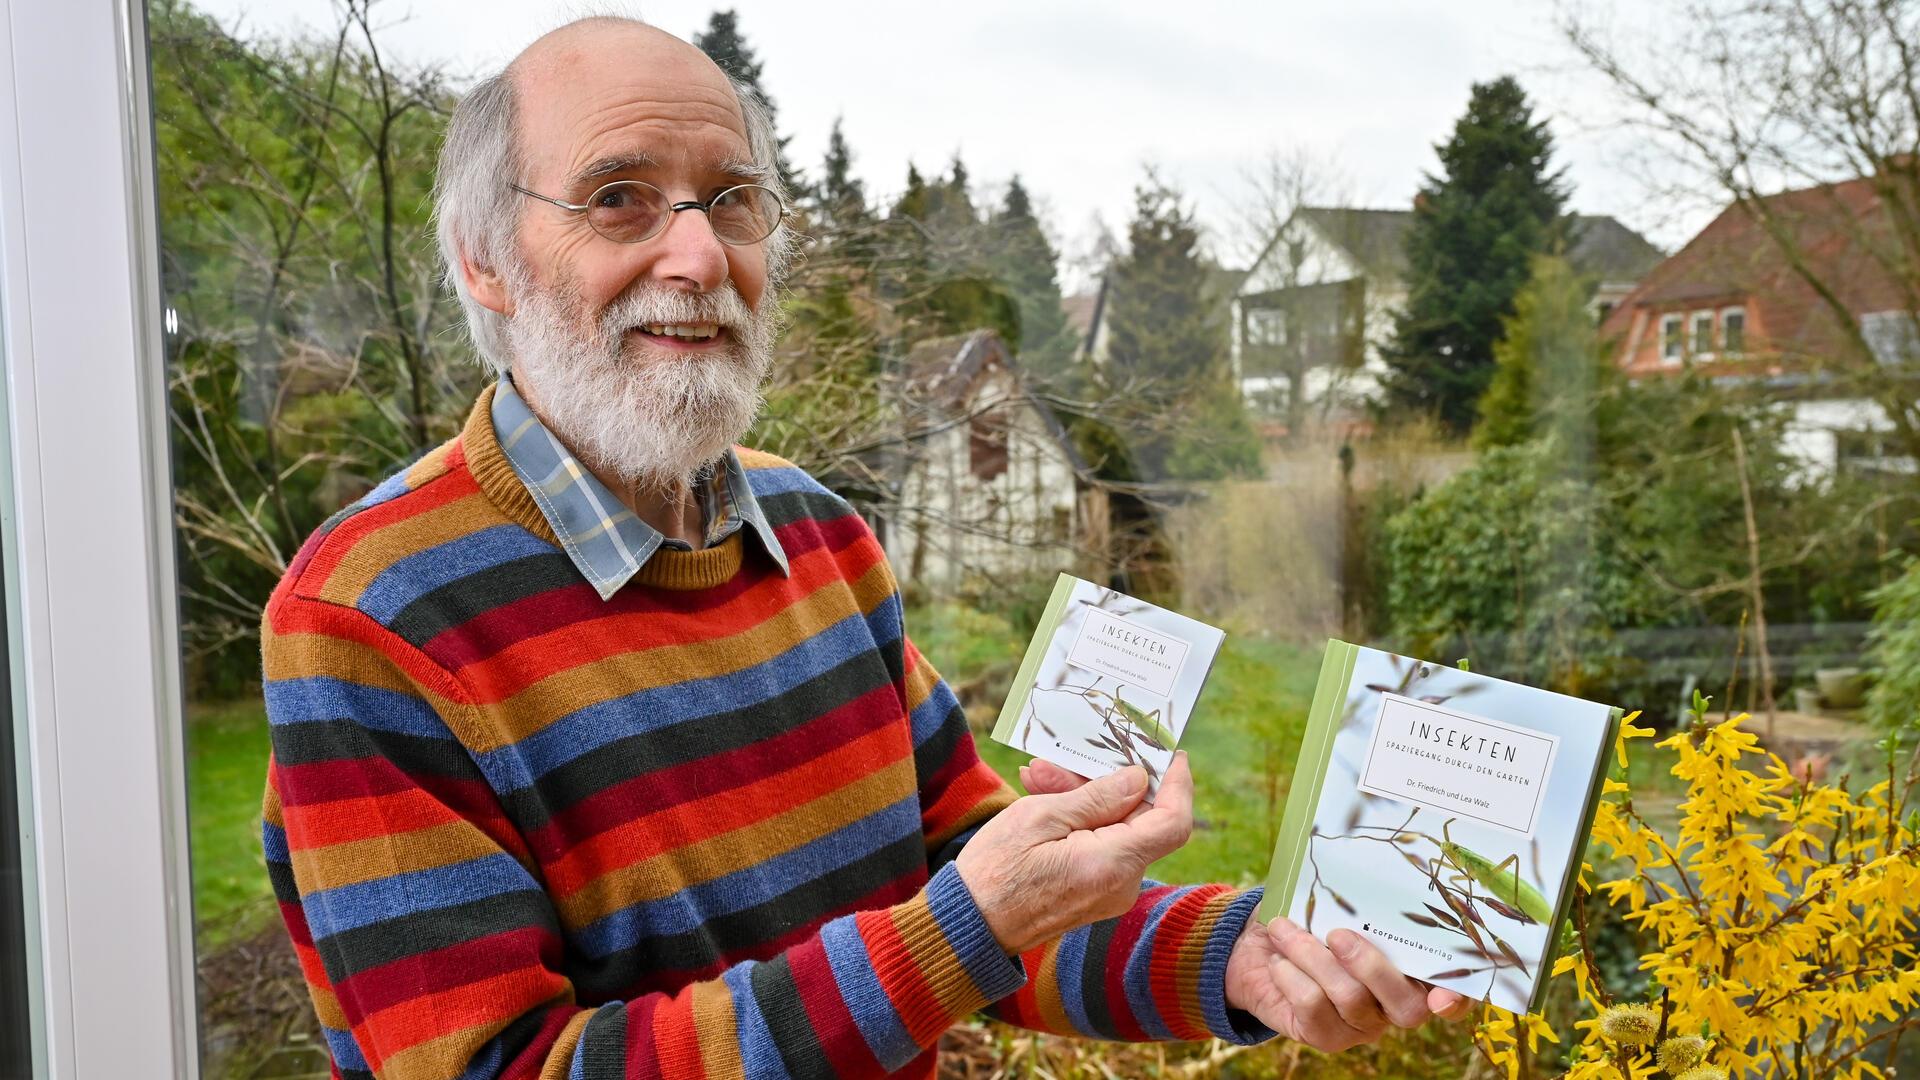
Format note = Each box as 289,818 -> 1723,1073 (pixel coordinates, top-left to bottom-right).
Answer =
708,185 -> 783,245
585,181 -> 671,243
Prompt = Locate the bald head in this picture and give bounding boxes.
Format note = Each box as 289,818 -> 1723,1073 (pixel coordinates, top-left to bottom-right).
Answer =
433,15 -> 794,376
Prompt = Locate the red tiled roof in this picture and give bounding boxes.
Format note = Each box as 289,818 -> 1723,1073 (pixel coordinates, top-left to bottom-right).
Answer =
1600,170 -> 1918,366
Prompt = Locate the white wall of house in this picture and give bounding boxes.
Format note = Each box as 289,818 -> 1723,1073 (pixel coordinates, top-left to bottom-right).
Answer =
1782,397 -> 1907,478
886,374 -> 1084,595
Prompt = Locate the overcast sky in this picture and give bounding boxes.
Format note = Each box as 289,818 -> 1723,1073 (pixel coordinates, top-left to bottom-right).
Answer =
183,0 -> 1705,291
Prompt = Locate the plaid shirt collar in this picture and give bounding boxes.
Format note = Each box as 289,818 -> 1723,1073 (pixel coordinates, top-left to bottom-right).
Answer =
489,377 -> 789,599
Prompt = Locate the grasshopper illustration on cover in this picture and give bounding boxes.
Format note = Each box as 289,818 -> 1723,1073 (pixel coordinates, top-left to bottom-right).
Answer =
1435,818 -> 1552,924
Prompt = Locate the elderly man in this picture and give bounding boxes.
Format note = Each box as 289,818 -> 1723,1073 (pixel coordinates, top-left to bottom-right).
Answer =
259,16 -> 1468,1079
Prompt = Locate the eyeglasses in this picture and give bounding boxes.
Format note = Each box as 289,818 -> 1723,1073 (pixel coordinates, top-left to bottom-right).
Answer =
509,179 -> 785,246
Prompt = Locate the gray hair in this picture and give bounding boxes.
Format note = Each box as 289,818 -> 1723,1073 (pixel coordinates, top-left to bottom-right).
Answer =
432,20 -> 799,376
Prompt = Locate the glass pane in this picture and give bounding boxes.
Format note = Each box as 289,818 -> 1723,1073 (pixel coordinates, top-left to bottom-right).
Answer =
147,2 -> 1920,1078
1,563 -> 31,1080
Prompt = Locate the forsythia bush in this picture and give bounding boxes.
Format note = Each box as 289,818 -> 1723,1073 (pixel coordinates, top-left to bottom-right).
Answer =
1477,695 -> 1920,1079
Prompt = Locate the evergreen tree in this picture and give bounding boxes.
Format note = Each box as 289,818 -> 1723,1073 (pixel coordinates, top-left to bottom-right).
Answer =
1474,255 -> 1620,453
1382,76 -> 1569,435
988,176 -> 1075,381
1100,173 -> 1260,481
812,116 -> 869,235
885,157 -> 1017,344
692,10 -> 800,192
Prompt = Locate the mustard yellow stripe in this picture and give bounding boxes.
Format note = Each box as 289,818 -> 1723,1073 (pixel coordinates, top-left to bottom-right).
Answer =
888,895 -> 985,1020
476,562 -> 896,747
262,776 -> 283,828
692,979 -> 745,1080
402,441 -> 456,489
900,640 -> 944,716
1031,944 -> 1075,1034
290,820 -> 496,893
307,980 -> 348,1031
732,446 -> 797,472
261,628 -> 464,717
313,489 -> 500,609
538,1010 -> 595,1080
555,755 -> 915,927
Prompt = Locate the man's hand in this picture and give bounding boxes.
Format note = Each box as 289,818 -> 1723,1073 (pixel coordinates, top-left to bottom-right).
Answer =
955,754 -> 1194,956
1224,915 -> 1473,1051
1020,759 -> 1475,1050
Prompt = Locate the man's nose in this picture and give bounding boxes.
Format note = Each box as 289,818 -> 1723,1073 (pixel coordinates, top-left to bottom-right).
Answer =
643,206 -> 729,293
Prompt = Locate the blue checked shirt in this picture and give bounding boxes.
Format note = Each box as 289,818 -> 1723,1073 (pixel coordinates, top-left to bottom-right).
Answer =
490,377 -> 790,599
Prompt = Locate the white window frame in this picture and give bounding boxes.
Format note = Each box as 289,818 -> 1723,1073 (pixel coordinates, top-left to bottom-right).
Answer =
1661,313 -> 1685,363
1690,310 -> 1716,359
1721,306 -> 1747,356
0,1 -> 200,1077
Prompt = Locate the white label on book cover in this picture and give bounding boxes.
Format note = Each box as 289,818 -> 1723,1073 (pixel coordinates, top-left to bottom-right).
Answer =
1356,693 -> 1560,839
1065,608 -> 1190,699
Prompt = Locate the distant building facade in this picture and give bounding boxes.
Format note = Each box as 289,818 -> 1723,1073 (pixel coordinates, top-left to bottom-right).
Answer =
1228,207 -> 1664,433
1598,173 -> 1918,476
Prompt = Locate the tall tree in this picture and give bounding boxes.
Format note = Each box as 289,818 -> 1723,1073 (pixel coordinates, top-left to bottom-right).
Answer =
1382,76 -> 1569,435
885,157 -> 1018,344
1100,172 -> 1261,481
811,116 -> 869,235
1474,255 -> 1621,453
692,10 -> 799,192
988,176 -> 1075,380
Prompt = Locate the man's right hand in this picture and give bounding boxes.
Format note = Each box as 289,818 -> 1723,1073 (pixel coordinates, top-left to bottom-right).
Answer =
954,753 -> 1194,956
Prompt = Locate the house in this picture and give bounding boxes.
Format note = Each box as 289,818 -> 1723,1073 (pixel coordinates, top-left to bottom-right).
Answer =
1597,172 -> 1919,476
1229,207 -> 1664,431
873,330 -> 1106,594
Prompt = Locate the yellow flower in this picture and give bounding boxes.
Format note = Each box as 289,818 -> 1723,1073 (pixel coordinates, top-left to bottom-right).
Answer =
1672,1068 -> 1726,1080
1657,1034 -> 1707,1073
1598,1003 -> 1660,1046
1614,709 -> 1653,769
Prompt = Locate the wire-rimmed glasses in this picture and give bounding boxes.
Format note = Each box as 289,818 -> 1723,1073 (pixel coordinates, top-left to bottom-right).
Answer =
510,179 -> 785,246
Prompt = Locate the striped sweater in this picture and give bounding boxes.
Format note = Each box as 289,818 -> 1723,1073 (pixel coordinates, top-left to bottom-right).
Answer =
260,385 -> 1270,1080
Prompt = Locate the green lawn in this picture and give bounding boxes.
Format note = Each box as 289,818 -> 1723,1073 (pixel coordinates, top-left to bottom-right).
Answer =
185,699 -> 277,952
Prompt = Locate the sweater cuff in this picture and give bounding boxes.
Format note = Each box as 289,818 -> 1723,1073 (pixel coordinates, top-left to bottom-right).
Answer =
1197,887 -> 1277,1045
923,861 -> 1028,1003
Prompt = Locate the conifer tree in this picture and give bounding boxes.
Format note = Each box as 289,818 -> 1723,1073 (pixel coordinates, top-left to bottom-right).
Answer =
692,10 -> 800,192
988,176 -> 1075,380
1474,255 -> 1619,453
1101,173 -> 1260,480
1382,76 -> 1569,434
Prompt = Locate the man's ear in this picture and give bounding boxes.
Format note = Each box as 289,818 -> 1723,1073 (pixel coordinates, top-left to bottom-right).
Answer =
460,251 -> 514,317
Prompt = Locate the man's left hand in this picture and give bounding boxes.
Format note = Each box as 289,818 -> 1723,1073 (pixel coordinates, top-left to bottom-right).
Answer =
1223,914 -> 1472,1051
1018,759 -> 1474,1050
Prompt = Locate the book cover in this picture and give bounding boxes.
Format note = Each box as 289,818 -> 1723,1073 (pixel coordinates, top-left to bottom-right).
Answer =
1259,641 -> 1621,1014
991,574 -> 1226,797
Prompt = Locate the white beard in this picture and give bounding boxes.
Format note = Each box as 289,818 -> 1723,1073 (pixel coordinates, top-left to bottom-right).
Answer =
507,277 -> 776,495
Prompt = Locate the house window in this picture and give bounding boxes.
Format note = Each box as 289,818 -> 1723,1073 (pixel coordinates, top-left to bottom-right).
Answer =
969,414 -> 1009,482
1722,307 -> 1746,355
1661,314 -> 1684,362
1247,308 -> 1285,347
1691,310 -> 1715,356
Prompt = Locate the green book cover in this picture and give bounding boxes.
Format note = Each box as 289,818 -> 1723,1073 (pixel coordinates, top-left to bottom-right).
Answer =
992,574 -> 1225,797
1259,640 -> 1621,1015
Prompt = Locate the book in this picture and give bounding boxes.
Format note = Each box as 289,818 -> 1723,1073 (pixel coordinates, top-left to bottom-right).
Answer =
991,574 -> 1226,798
1258,640 -> 1621,1014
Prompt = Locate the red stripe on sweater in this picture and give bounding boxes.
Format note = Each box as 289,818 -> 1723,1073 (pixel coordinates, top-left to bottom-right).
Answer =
297,468 -> 478,601
333,925 -> 561,1018
1098,884 -> 1181,1042
645,987 -> 707,1080
544,719 -> 910,899
527,683 -> 907,862
1147,885 -> 1231,1039
789,934 -> 888,1075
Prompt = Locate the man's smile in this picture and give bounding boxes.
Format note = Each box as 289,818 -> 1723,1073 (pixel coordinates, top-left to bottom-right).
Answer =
629,322 -> 730,350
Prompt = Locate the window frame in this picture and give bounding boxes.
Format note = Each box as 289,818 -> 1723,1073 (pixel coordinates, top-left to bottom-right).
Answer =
1721,305 -> 1747,356
1661,313 -> 1685,362
1690,310 -> 1716,358
0,1 -> 201,1076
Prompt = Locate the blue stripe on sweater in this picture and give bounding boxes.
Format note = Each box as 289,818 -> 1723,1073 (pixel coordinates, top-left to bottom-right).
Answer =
571,798 -> 921,957
722,961 -> 795,1080
820,915 -> 917,1069
263,676 -> 448,739
472,611 -> 882,793
741,463 -> 837,500
1121,885 -> 1185,1040
1052,916 -> 1095,1036
318,1023 -> 370,1072
357,524 -> 554,623
303,852 -> 541,938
